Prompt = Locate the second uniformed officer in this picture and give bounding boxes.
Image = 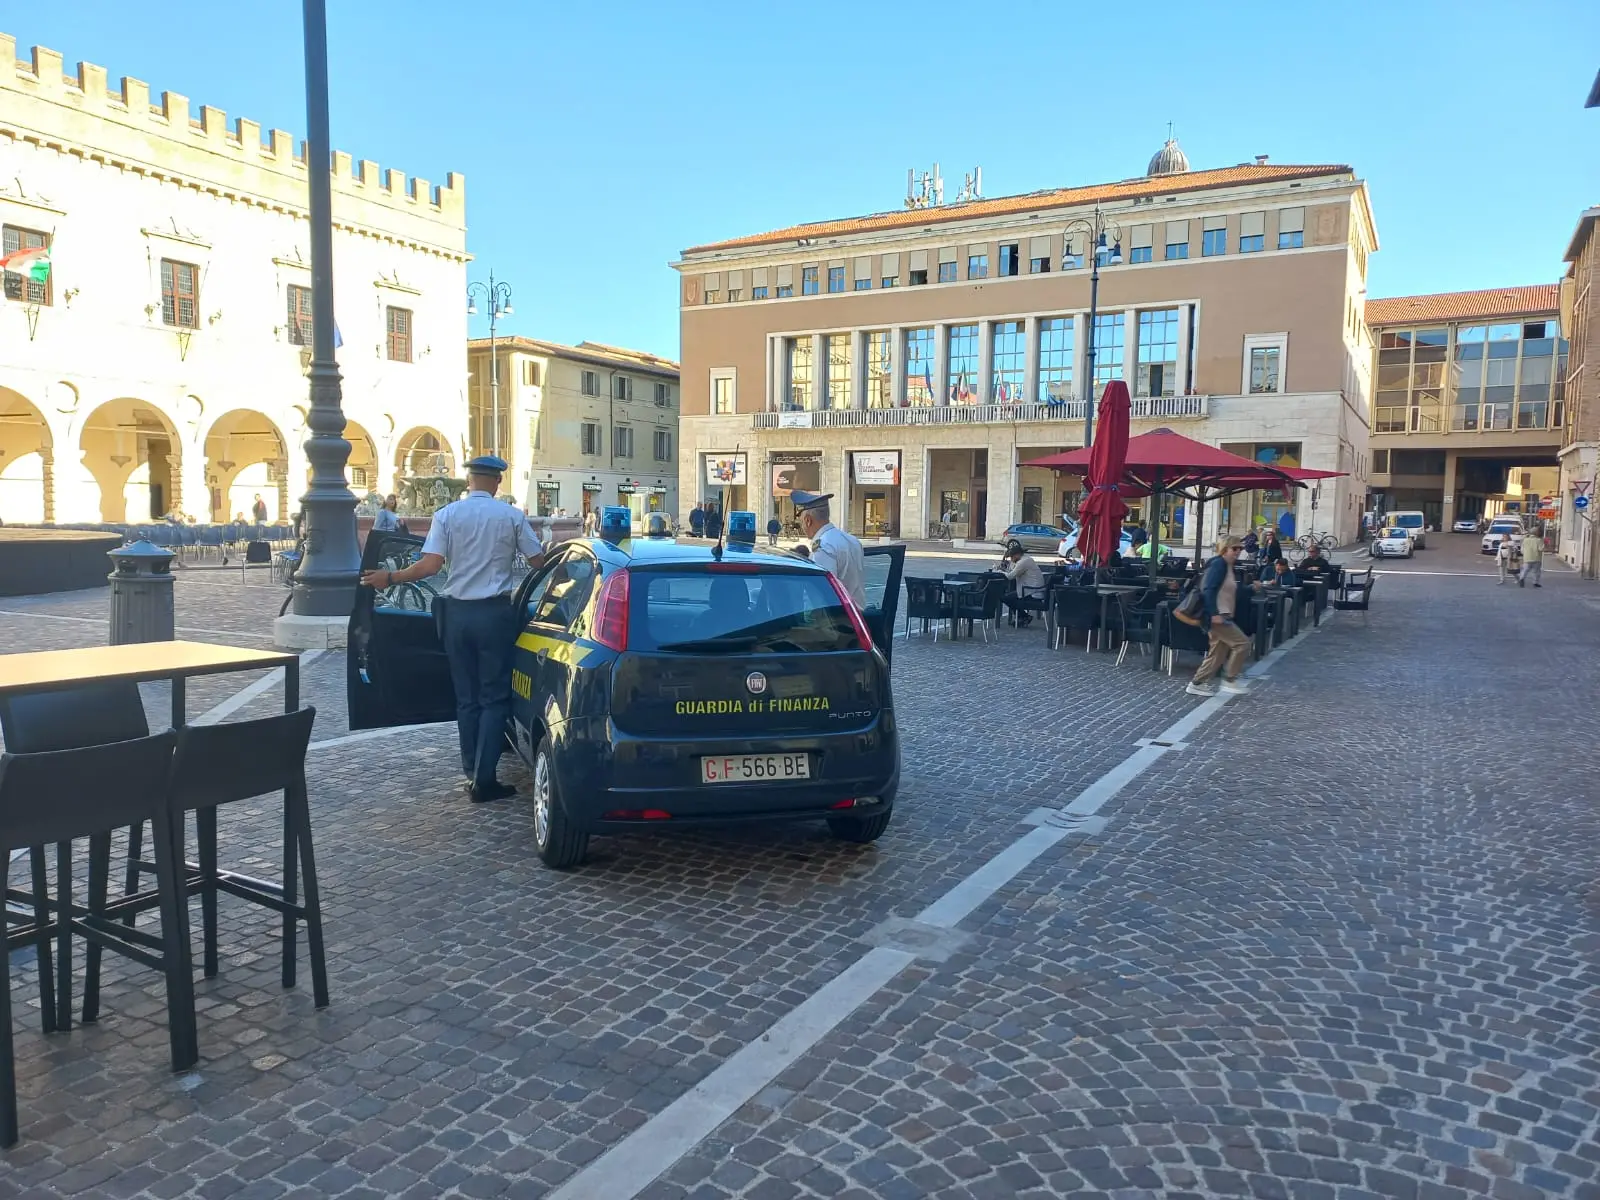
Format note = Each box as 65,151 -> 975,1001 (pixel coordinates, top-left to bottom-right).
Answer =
789,490 -> 866,610
360,455 -> 543,802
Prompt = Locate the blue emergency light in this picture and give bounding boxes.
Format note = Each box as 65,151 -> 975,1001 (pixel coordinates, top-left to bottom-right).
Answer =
600,505 -> 631,541
727,510 -> 757,543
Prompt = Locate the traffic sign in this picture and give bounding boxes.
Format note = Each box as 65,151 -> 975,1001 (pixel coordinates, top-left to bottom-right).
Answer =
1576,496 -> 1590,511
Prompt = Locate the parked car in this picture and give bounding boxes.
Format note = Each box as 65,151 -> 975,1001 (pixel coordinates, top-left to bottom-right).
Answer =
998,522 -> 1075,554
1387,510 -> 1429,549
1370,527 -> 1415,559
1481,518 -> 1524,555
349,530 -> 906,867
1451,516 -> 1481,533
1058,528 -> 1137,560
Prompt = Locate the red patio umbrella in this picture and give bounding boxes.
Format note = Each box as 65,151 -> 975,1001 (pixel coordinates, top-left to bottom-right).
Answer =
1077,381 -> 1130,565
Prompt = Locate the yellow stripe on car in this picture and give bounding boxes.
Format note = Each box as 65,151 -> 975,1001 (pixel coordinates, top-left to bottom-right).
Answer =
515,631 -> 603,667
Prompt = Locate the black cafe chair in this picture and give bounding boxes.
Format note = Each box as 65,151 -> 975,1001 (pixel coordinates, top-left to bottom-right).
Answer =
1,732 -> 192,1147
1114,590 -> 1163,666
91,707 -> 330,1010
1050,588 -> 1102,651
902,576 -> 947,640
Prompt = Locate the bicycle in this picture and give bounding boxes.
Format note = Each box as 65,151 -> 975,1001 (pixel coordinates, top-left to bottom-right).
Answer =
1295,530 -> 1338,553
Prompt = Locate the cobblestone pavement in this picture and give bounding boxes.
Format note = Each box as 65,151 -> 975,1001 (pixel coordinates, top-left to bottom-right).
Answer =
1,541 -> 1595,1199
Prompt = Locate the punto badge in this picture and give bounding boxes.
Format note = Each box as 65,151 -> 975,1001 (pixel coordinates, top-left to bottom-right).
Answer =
745,671 -> 768,695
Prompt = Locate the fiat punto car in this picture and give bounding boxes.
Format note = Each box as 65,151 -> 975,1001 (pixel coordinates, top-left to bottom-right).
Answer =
349,531 -> 905,868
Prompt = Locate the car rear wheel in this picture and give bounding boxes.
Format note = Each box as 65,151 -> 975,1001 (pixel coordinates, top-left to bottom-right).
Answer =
532,737 -> 588,869
826,805 -> 893,843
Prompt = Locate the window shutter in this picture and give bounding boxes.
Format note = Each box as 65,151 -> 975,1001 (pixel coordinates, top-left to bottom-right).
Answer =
1202,214 -> 1227,231
704,271 -> 722,293
966,242 -> 988,257
1130,224 -> 1154,249
1029,235 -> 1052,257
776,265 -> 794,286
1064,232 -> 1085,256
1278,207 -> 1305,234
853,256 -> 872,280
937,246 -> 957,264
727,269 -> 745,291
909,250 -> 929,271
827,259 -> 844,270
752,267 -> 769,286
881,252 -> 900,275
1164,220 -> 1189,245
1240,211 -> 1266,237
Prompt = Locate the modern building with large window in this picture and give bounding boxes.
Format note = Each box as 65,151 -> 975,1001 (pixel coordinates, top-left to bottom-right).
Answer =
673,139 -> 1377,545
467,337 -> 679,523
1364,286 -> 1565,532
0,33 -> 467,525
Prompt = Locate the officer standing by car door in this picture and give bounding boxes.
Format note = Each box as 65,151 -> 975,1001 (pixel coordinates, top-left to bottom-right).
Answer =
790,490 -> 867,610
360,455 -> 544,803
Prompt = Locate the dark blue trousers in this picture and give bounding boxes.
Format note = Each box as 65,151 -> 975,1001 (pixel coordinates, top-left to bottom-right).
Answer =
443,597 -> 518,789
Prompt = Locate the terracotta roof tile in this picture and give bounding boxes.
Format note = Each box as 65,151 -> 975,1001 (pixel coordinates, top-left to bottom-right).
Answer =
682,162 -> 1355,256
1365,285 -> 1559,326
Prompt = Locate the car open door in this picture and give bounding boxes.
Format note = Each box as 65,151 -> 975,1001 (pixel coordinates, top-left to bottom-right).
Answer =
347,529 -> 457,730
859,543 -> 906,666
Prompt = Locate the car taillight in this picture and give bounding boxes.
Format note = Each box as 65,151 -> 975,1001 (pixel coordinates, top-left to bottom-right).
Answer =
827,575 -> 874,652
594,568 -> 630,651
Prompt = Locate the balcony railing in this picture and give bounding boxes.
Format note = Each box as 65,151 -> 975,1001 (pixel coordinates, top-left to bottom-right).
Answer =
752,394 -> 1209,431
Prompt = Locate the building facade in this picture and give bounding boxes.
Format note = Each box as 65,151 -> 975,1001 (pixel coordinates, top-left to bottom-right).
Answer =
1558,207 -> 1599,574
466,337 -> 679,522
673,142 -> 1377,547
0,34 -> 468,526
1364,286 -> 1566,533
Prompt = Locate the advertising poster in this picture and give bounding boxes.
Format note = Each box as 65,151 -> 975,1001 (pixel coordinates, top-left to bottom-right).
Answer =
704,454 -> 747,486
852,451 -> 901,486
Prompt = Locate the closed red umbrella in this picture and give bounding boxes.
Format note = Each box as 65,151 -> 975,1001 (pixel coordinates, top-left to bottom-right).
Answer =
1077,381 -> 1130,565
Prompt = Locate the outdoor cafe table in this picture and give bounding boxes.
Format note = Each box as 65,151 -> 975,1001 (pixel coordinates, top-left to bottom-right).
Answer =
0,640 -> 300,1023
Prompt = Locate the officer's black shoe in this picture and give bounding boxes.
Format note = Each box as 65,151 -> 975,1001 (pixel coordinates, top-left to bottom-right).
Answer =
469,781 -> 517,803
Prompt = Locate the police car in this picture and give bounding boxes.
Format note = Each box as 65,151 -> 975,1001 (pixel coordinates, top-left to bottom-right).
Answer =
348,511 -> 905,868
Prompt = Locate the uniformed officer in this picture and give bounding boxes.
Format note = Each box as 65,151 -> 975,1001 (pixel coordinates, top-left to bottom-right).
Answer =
790,490 -> 866,610
360,455 -> 543,803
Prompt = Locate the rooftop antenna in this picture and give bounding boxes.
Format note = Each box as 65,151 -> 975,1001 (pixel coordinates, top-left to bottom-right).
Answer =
954,166 -> 984,203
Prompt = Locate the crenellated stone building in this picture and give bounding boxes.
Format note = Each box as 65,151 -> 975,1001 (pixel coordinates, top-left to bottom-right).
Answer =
0,33 -> 468,525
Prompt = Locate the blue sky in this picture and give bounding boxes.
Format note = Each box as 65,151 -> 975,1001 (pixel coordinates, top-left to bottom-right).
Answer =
11,1 -> 1599,359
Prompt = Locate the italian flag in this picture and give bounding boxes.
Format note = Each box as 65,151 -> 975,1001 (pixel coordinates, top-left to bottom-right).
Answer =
0,245 -> 50,283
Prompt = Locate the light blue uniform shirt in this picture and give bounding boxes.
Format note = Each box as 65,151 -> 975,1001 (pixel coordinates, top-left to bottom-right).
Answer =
422,491 -> 543,600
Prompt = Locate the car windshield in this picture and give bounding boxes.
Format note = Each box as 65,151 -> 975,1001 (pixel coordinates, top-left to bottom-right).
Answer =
1394,514 -> 1423,529
632,569 -> 861,654
1383,529 -> 1406,538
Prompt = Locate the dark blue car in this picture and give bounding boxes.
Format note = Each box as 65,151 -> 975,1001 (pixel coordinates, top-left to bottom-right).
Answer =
349,531 -> 905,868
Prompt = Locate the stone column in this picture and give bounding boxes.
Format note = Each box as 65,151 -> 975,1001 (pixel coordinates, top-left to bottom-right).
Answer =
977,320 -> 994,405
1442,449 -> 1459,531
1121,310 -> 1137,389
987,441 -> 1017,533
853,329 -> 869,409
934,324 -> 949,408
1072,313 -> 1088,405
1175,303 -> 1192,395
179,439 -> 209,523
1023,316 -> 1041,403
889,327 -> 906,408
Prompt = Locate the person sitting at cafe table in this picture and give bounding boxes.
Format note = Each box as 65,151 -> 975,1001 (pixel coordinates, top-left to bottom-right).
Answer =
1297,543 -> 1336,580
1264,558 -> 1299,588
998,545 -> 1047,625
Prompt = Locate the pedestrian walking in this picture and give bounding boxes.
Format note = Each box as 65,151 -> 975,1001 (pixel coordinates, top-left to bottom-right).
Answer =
1186,536 -> 1262,698
704,505 -> 724,541
359,454 -> 543,803
766,517 -> 781,546
1497,533 -> 1519,584
1518,529 -> 1543,587
689,504 -> 705,538
791,490 -> 866,609
252,493 -> 268,525
372,494 -> 401,532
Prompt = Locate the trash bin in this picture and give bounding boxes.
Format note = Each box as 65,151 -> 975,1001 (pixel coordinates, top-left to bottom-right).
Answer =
108,539 -> 176,644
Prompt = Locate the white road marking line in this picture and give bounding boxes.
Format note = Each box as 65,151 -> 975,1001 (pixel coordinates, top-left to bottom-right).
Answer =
307,723 -> 445,751
0,610 -> 277,640
546,947 -> 917,1200
191,649 -> 323,726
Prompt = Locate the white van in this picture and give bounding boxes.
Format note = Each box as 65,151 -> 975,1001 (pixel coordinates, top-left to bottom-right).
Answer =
1387,510 -> 1429,549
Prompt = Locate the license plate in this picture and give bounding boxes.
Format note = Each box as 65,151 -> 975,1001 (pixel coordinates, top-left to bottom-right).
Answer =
700,753 -> 811,784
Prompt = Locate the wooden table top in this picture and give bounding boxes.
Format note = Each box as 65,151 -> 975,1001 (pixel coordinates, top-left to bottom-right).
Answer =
0,640 -> 295,696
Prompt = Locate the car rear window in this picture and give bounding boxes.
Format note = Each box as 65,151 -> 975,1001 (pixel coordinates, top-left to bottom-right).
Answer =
631,569 -> 860,654
1393,514 -> 1423,528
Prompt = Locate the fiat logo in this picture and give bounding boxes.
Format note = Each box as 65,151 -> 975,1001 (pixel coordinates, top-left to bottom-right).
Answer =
745,672 -> 768,695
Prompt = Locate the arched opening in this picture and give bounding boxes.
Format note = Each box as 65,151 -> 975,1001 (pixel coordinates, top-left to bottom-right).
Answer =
205,409 -> 288,523
395,427 -> 455,477
342,418 -> 379,498
0,388 -> 52,524
77,398 -> 182,523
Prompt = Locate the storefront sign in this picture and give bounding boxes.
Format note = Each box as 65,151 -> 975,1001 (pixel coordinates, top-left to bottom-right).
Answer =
852,451 -> 900,486
581,482 -> 603,493
617,483 -> 667,495
705,454 -> 747,485
771,463 -> 796,499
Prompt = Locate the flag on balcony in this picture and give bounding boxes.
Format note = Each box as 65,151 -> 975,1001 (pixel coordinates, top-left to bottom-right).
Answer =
0,244 -> 51,283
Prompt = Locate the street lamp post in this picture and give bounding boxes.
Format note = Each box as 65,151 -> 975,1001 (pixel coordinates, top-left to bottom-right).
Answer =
1061,205 -> 1122,447
467,273 -> 514,458
291,0 -> 360,618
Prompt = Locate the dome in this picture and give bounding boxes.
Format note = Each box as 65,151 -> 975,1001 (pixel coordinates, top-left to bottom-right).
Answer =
1147,136 -> 1190,177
